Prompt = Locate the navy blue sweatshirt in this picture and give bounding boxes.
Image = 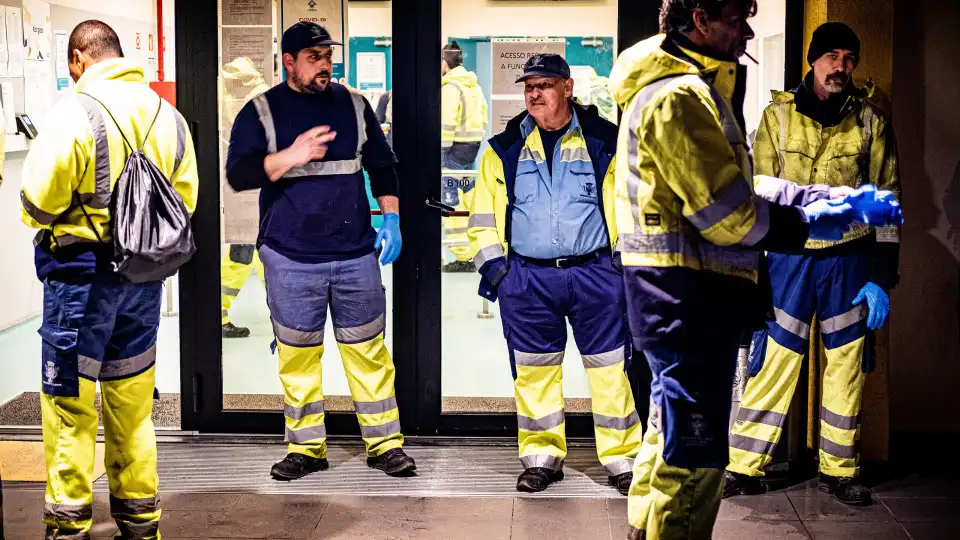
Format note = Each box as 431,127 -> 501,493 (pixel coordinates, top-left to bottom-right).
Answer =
226,82 -> 399,263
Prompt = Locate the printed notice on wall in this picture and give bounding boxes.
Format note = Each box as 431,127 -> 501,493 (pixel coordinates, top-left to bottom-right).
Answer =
0,7 -> 8,78
221,140 -> 260,245
22,0 -> 52,62
356,52 -> 385,91
491,99 -> 527,135
222,0 -> 272,27
491,38 -> 564,95
281,0 -> 346,80
1,82 -> 15,134
221,26 -> 274,82
6,7 -> 24,77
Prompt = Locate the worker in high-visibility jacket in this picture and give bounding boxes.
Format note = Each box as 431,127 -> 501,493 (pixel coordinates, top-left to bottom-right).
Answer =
227,22 -> 415,481
468,53 -> 642,496
609,2 -> 902,538
442,41 -> 488,271
219,56 -> 270,338
19,21 -> 198,539
724,22 -> 900,506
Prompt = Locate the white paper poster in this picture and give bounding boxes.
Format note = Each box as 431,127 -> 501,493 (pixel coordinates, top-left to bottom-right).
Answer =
22,0 -> 52,61
0,82 -> 15,135
24,61 -> 53,124
55,30 -> 70,91
281,0 -> 346,76
356,52 -> 385,91
6,7 -> 24,78
491,38 -> 565,94
0,7 -> 8,78
222,0 -> 272,26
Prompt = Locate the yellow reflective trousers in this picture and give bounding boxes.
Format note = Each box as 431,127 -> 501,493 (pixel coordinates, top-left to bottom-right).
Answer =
220,245 -> 264,324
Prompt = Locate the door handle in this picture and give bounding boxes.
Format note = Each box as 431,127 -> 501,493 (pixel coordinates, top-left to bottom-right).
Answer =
424,198 -> 456,217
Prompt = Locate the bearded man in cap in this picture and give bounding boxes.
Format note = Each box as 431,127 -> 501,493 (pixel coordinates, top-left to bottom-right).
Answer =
723,22 -> 900,505
227,21 -> 414,480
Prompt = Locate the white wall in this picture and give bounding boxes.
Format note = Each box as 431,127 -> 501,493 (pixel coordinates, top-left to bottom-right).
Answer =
743,0 -> 786,135
347,0 -> 618,45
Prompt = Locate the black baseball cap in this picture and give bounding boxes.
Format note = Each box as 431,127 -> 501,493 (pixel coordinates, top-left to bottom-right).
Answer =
282,22 -> 342,55
516,53 -> 571,83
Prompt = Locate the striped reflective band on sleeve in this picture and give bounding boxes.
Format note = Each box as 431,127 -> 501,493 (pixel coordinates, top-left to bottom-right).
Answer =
686,175 -> 754,232
355,396 -> 398,415
468,213 -> 496,229
739,196 -> 771,247
221,285 -> 241,296
820,406 -> 859,430
517,410 -> 565,432
514,351 -> 564,367
76,94 -> 113,209
284,400 -> 326,420
593,410 -> 641,431
100,345 -> 157,380
774,307 -> 811,339
333,313 -> 386,344
174,108 -> 188,172
473,243 -> 505,269
820,304 -> 867,335
20,190 -> 59,225
252,94 -> 278,154
273,320 -> 324,347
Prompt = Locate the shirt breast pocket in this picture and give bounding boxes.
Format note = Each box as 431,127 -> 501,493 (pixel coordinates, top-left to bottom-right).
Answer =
514,170 -> 540,204
570,170 -> 599,204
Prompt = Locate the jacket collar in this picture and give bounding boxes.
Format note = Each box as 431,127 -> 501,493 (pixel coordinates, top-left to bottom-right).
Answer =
74,58 -> 146,93
493,99 -> 610,155
520,107 -> 581,140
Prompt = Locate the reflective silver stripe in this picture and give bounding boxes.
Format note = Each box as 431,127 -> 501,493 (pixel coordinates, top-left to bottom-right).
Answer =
582,346 -> 625,368
514,351 -> 564,367
56,234 -> 100,247
559,147 -> 591,163
518,410 -> 565,432
774,307 -> 810,339
441,123 -> 458,132
117,519 -> 160,539
820,304 -> 867,335
446,227 -> 468,235
876,225 -> 900,244
77,191 -> 112,208
740,196 -> 771,247
820,436 -> 857,459
354,396 -> 398,415
821,407 -> 859,430
777,102 -> 787,174
360,419 -> 402,439
457,130 -> 485,139
47,531 -> 88,540
284,400 -> 325,421
43,503 -> 93,522
520,454 -> 564,471
221,285 -> 241,296
860,105 -> 874,185
110,496 -> 158,516
618,231 -> 697,256
603,459 -> 633,476
174,108 -> 188,172
285,424 -> 327,443
252,94 -> 278,154
593,410 -> 641,431
334,313 -> 386,344
78,355 -> 101,380
468,213 -> 496,228
730,434 -> 776,457
283,158 -> 363,178
699,243 -> 759,271
100,345 -> 157,380
737,407 -> 786,428
445,80 -> 478,139
273,320 -> 324,347
349,92 -> 368,156
221,309 -> 229,318
473,243 -> 505,269
519,147 -> 544,163
687,176 -> 753,232
77,95 -> 112,209
21,191 -> 60,227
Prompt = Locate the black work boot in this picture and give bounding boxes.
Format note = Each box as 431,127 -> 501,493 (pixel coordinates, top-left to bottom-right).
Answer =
516,468 -> 564,493
722,470 -> 765,498
367,448 -> 417,477
270,453 -> 329,481
609,471 -> 633,496
222,322 -> 251,338
818,473 -> 872,505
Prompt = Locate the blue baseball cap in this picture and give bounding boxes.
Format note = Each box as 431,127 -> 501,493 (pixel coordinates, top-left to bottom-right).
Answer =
516,53 -> 571,83
282,22 -> 342,55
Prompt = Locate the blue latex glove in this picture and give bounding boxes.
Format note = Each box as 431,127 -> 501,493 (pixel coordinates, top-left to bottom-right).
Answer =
802,198 -> 855,240
375,213 -> 402,265
843,184 -> 904,227
852,282 -> 890,330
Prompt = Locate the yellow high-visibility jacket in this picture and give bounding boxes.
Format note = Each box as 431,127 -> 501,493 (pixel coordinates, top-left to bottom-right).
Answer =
20,58 -> 198,249
752,83 -> 901,286
441,66 -> 488,147
467,101 -> 618,299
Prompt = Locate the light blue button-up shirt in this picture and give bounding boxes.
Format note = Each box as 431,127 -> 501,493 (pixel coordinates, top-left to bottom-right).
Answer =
510,111 -> 608,259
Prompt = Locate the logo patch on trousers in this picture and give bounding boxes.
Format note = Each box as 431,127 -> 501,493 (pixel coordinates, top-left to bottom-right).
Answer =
645,213 -> 661,226
44,361 -> 59,387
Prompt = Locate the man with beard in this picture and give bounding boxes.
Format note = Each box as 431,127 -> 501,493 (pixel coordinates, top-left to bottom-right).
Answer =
227,22 -> 415,480
724,22 -> 900,506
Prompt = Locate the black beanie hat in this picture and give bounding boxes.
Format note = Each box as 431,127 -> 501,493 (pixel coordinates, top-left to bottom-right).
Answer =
807,22 -> 860,65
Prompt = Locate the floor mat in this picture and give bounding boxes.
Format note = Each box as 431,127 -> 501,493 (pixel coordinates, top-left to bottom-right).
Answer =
0,440 -> 106,482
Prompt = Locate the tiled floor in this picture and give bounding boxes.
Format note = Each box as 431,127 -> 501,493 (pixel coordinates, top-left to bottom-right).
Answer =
3,443 -> 960,539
